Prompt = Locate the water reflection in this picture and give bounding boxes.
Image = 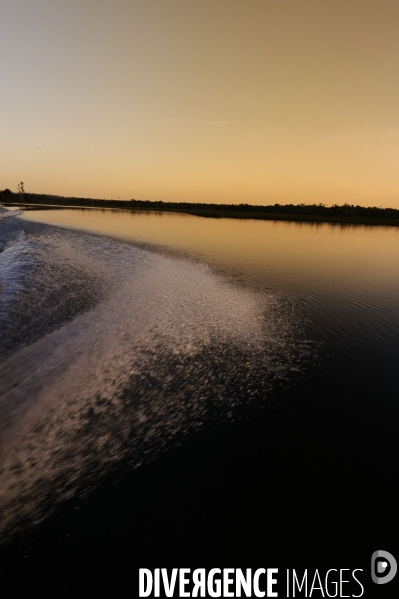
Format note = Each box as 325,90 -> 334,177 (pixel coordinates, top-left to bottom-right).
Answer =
21,207 -> 399,293
19,207 -> 399,403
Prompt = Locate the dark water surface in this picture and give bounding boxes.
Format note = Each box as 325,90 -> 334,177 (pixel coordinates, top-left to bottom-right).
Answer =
1,208 -> 399,597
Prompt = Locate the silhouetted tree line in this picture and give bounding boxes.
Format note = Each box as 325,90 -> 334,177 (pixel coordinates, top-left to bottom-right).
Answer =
1,188 -> 398,220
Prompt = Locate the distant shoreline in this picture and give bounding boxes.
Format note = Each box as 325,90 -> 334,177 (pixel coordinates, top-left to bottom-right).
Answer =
2,195 -> 399,227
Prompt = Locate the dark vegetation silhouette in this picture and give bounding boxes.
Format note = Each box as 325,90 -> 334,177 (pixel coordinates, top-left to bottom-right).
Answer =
1,188 -> 398,226
17,181 -> 25,203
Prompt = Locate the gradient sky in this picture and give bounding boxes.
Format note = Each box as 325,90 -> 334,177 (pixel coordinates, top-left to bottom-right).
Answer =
1,0 -> 398,206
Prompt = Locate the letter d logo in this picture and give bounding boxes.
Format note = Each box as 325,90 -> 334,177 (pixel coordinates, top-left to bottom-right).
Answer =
371,550 -> 397,584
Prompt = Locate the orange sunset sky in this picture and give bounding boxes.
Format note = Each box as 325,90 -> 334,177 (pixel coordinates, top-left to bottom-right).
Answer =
1,0 -> 398,207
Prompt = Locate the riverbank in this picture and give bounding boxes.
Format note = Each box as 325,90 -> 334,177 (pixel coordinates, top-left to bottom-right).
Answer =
176,209 -> 399,226
2,196 -> 399,227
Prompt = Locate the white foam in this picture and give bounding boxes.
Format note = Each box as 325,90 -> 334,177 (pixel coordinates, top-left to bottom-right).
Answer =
0,224 -> 301,541
0,206 -> 23,219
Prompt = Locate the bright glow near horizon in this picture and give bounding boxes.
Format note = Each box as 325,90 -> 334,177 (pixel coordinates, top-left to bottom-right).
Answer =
1,0 -> 398,207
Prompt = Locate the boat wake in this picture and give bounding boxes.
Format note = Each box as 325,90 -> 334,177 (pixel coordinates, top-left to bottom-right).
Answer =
0,206 -> 23,219
0,217 -> 307,543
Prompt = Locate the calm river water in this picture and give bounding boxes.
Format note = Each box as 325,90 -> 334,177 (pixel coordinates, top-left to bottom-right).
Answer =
1,207 -> 398,596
